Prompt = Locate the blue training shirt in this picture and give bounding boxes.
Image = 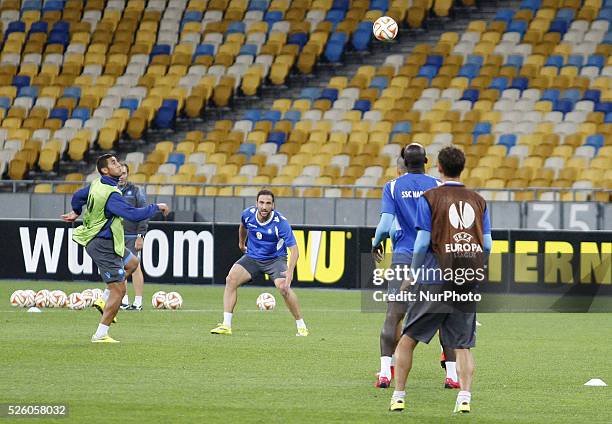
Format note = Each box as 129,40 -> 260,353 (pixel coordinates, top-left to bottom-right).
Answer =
241,208 -> 296,261
381,173 -> 440,258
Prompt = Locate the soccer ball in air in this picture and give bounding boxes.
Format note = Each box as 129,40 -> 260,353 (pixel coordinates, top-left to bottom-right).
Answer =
49,290 -> 67,308
164,292 -> 183,310
256,293 -> 276,311
81,289 -> 96,307
10,290 -> 26,307
373,16 -> 398,41
35,289 -> 51,308
68,292 -> 86,310
151,291 -> 167,309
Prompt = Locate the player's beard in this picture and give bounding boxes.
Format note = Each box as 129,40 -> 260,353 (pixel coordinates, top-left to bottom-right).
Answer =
258,209 -> 270,220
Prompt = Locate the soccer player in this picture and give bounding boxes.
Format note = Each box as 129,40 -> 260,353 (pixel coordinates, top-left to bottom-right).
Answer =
371,144 -> 440,388
118,163 -> 149,311
210,189 -> 308,336
62,154 -> 169,343
389,146 -> 492,413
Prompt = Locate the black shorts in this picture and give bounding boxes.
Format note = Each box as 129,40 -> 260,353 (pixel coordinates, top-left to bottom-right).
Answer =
86,238 -> 133,284
236,254 -> 287,281
402,284 -> 476,349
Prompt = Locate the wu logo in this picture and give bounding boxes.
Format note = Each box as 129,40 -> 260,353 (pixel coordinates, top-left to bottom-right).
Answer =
449,201 -> 476,230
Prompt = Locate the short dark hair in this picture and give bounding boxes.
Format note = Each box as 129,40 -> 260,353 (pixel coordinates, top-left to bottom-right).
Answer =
96,154 -> 115,175
257,189 -> 275,203
122,163 -> 130,174
401,143 -> 427,169
437,146 -> 465,178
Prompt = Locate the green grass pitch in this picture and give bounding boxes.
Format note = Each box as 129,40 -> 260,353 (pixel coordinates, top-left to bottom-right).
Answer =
1,281 -> 610,423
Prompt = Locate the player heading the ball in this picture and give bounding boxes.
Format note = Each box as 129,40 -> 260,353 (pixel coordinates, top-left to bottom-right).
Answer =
211,189 -> 308,337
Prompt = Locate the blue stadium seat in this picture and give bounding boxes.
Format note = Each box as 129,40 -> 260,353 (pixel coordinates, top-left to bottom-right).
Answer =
506,55 -> 524,68
161,99 -> 179,112
566,55 -> 584,67
507,20 -> 528,34
586,55 -> 605,69
238,143 -> 257,159
541,89 -> 560,102
0,97 -> 11,110
182,10 -> 203,23
392,121 -> 412,133
370,76 -> 388,90
120,98 -> 139,113
458,64 -> 480,79
460,89 -> 479,103
72,108 -> 90,122
63,86 -> 81,99
545,55 -> 564,67
370,0 -> 389,11
329,32 -> 348,44
351,29 -> 371,51
243,109 -> 262,122
48,31 -> 69,46
490,77 -> 509,91
560,89 -> 581,104
585,134 -> 604,149
262,110 -> 281,122
498,134 -> 517,150
12,75 -> 30,88
29,21 -> 48,34
264,10 -> 283,25
52,21 -> 70,33
227,21 -> 246,34
473,122 -> 492,136
49,108 -> 69,123
284,110 -> 301,122
519,0 -> 541,11
287,32 -> 308,48
426,55 -> 444,68
417,65 -> 438,81
18,86 -> 38,99
556,8 -> 576,22
548,20 -> 568,34
22,0 -> 42,11
353,99 -> 371,113
594,102 -> 612,114
42,0 -> 64,11
583,89 -> 601,103
6,21 -> 26,35
324,41 -> 345,62
167,153 -> 185,169
553,99 -> 573,114
239,44 -> 258,56
267,132 -> 287,146
248,0 -> 269,11
194,44 -> 215,57
154,107 -> 176,129
494,9 -> 515,23
332,0 -> 350,10
466,55 -> 484,67
510,77 -> 528,91
151,44 -> 171,57
605,112 -> 612,123
320,88 -> 339,102
326,10 -> 346,23
299,88 -> 321,101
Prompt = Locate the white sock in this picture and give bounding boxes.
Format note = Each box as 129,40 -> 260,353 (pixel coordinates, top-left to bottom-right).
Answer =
446,361 -> 458,381
380,356 -> 392,379
94,323 -> 109,338
122,294 -> 129,305
296,318 -> 306,329
102,289 -> 110,301
392,390 -> 405,401
391,354 -> 395,366
457,391 -> 471,404
133,296 -> 142,307
223,312 -> 233,327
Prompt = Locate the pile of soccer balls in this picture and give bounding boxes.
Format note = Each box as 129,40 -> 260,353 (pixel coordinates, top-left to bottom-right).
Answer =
151,291 -> 183,310
9,288 -> 103,310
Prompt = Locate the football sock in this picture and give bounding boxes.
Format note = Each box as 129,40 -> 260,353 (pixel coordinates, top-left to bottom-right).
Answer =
102,289 -> 110,302
392,390 -> 406,401
296,318 -> 306,329
223,312 -> 233,327
94,323 -> 109,338
380,356 -> 392,379
391,354 -> 396,366
122,294 -> 129,305
446,361 -> 458,381
457,391 -> 471,404
133,296 -> 142,307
